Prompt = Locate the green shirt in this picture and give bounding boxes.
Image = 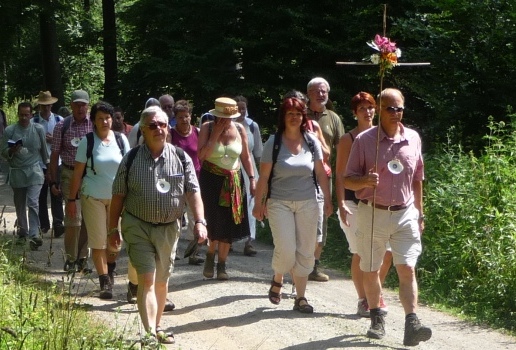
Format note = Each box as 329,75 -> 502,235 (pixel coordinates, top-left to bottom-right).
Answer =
307,108 -> 345,152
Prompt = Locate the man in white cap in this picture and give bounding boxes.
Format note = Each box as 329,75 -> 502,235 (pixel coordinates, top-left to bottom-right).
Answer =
49,89 -> 93,272
32,91 -> 64,236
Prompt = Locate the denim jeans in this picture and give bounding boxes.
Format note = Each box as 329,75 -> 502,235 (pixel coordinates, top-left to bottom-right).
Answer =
13,184 -> 42,238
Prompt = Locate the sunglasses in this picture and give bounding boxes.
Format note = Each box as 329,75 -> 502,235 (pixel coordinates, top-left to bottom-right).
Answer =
146,121 -> 168,130
385,106 -> 405,113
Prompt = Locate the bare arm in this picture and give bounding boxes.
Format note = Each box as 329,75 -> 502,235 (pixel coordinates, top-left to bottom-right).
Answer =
237,123 -> 256,196
64,161 -> 86,219
252,162 -> 272,221
413,179 -> 424,233
198,119 -> 228,161
314,159 -> 333,217
185,191 -> 208,242
335,133 -> 353,225
107,193 -> 126,250
311,120 -> 330,159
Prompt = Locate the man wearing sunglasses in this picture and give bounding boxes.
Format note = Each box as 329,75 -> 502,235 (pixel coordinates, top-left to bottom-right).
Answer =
344,88 -> 431,347
109,106 -> 207,345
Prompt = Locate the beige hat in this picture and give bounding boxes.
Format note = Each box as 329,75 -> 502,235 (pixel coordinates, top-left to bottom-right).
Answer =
209,97 -> 240,119
34,91 -> 58,105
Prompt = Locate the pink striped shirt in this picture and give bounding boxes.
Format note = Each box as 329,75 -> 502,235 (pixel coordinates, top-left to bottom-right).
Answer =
345,124 -> 424,207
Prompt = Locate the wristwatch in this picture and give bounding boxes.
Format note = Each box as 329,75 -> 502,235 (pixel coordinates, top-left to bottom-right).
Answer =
194,219 -> 207,226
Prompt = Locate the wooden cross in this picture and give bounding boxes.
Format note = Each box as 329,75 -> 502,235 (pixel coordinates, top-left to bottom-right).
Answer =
336,4 -> 430,67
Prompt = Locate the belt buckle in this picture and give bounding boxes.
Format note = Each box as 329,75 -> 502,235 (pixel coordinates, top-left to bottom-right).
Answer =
387,205 -> 394,211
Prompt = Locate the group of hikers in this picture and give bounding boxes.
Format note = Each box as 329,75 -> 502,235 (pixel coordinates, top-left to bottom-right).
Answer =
0,77 -> 431,346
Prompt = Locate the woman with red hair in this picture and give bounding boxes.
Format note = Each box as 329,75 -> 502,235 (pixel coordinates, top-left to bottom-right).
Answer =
253,97 -> 332,313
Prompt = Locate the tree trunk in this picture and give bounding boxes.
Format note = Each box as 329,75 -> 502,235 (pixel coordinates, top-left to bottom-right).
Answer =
102,0 -> 118,103
39,6 -> 64,111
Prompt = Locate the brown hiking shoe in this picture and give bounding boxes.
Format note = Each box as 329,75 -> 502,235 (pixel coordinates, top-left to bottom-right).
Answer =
308,266 -> 329,282
99,274 -> 113,300
403,316 -> 432,346
203,252 -> 215,278
216,262 -> 229,280
366,309 -> 386,339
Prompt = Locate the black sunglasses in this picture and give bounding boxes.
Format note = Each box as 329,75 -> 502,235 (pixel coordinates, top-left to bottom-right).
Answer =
146,121 -> 168,130
385,106 -> 405,113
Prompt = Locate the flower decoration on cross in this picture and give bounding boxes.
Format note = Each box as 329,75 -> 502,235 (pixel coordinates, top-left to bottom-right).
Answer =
366,34 -> 402,76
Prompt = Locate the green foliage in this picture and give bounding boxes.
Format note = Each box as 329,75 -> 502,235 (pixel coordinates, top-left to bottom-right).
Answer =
419,116 -> 516,331
0,239 -> 130,349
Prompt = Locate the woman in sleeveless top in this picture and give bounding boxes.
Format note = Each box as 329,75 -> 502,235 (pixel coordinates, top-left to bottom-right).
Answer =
335,91 -> 392,317
197,97 -> 256,280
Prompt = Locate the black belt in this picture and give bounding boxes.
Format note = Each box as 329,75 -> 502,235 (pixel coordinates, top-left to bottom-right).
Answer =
126,210 -> 175,227
360,199 -> 408,212
61,163 -> 74,170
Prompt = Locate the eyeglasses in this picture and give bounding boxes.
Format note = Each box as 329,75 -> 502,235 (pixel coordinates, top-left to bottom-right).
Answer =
145,121 -> 168,130
385,106 -> 405,113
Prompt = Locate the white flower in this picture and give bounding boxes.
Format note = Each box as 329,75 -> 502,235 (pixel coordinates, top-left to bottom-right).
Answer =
370,54 -> 380,64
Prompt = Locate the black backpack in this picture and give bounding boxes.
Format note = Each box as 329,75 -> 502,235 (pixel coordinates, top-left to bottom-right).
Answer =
83,131 -> 125,177
266,131 -> 319,199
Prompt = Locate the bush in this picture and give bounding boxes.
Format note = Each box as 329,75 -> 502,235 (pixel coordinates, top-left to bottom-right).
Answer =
419,116 -> 516,331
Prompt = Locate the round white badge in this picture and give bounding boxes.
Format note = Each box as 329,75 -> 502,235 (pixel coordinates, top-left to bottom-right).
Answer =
387,159 -> 404,174
71,137 -> 81,147
19,147 -> 28,155
220,155 -> 232,166
156,179 -> 170,193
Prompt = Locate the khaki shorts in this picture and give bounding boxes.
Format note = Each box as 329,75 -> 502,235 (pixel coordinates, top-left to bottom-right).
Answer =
121,211 -> 180,282
81,195 -> 121,252
357,202 -> 421,272
61,167 -> 81,227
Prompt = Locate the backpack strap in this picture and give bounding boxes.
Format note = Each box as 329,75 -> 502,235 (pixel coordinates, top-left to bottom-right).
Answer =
60,116 -> 73,142
302,131 -> 320,194
267,132 -> 282,199
114,131 -> 126,156
84,132 -> 95,177
125,145 -> 141,187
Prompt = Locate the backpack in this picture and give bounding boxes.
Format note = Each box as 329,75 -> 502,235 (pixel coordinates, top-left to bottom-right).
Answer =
266,131 -> 319,199
83,131 -> 125,177
124,145 -> 187,187
33,114 -> 61,124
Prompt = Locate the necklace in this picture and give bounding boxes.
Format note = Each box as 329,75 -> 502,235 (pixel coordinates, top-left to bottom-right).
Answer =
220,144 -> 231,165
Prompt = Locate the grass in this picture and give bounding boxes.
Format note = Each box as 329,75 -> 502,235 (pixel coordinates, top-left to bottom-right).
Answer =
0,236 -> 146,350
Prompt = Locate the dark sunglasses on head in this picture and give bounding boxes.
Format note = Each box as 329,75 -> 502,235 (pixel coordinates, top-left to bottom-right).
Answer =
146,121 -> 168,130
385,106 -> 405,113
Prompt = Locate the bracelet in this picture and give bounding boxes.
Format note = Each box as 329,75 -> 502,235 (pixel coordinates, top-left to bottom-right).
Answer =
249,176 -> 255,180
419,215 -> 426,221
67,198 -> 76,202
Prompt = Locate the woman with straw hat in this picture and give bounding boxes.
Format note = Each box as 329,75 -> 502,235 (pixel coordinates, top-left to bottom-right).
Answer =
197,97 -> 256,280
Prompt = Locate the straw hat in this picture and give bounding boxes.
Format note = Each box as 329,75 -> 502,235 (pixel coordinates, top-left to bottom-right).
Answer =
209,97 -> 240,119
34,91 -> 58,105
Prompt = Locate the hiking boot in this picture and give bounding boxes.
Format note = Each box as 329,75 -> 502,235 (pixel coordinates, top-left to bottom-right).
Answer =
127,282 -> 138,304
308,263 -> 329,282
63,259 -> 75,272
216,262 -> 229,280
243,243 -> 257,256
403,316 -> 432,346
99,274 -> 113,300
357,298 -> 370,317
76,258 -> 92,274
379,295 -> 388,314
40,227 -> 50,234
53,225 -> 65,238
188,254 -> 205,265
16,236 -> 27,245
203,252 -> 215,278
366,308 -> 386,339
164,299 -> 175,312
107,262 -> 117,285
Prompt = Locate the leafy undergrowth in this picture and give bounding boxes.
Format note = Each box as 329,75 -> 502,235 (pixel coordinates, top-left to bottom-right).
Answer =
0,238 -> 137,350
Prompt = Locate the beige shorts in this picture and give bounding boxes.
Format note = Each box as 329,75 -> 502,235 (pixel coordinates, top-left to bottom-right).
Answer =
121,211 -> 180,282
81,195 -> 121,252
356,202 -> 421,272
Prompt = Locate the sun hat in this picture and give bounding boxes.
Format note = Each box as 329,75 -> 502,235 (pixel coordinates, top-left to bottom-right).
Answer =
71,90 -> 90,103
34,91 -> 58,105
209,97 -> 240,119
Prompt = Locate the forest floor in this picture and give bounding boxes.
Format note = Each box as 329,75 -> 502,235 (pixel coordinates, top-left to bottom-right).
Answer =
1,169 -> 515,349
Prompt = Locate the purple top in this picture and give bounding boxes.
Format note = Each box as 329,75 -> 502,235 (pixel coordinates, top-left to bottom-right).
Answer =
169,126 -> 201,178
345,124 -> 424,207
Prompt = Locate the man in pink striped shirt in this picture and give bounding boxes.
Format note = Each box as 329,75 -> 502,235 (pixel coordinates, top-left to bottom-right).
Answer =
344,88 -> 431,347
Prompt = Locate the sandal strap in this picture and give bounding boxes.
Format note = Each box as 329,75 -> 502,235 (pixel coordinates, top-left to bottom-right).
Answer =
271,276 -> 283,288
295,297 -> 308,305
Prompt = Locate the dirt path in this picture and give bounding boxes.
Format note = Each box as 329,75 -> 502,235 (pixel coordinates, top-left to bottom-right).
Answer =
1,170 -> 515,349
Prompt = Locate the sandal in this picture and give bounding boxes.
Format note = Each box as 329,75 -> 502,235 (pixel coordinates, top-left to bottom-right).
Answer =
156,326 -> 175,344
293,297 -> 314,314
268,276 -> 283,305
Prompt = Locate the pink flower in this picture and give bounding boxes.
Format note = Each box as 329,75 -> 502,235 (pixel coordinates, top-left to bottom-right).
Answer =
374,34 -> 397,53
